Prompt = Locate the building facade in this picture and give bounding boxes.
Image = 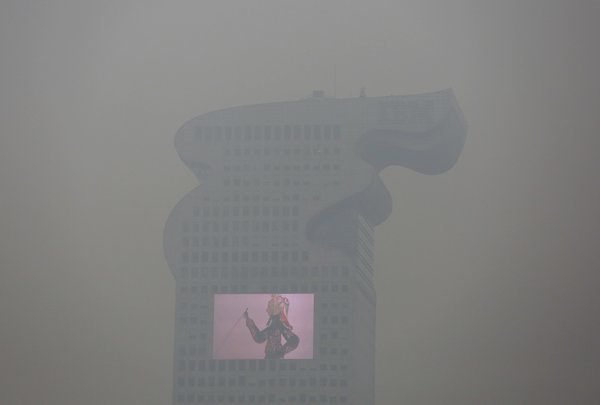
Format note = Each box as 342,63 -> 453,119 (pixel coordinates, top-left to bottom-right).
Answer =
164,89 -> 466,404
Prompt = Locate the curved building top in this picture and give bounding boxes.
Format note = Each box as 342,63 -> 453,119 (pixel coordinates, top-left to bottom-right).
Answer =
175,89 -> 465,179
164,89 -> 466,277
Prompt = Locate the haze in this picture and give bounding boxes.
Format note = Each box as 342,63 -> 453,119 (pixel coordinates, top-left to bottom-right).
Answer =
1,1 -> 599,404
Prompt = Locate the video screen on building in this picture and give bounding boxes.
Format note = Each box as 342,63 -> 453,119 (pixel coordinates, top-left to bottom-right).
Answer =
213,293 -> 314,360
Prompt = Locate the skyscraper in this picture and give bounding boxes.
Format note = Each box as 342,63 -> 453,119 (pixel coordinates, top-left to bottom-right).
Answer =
164,89 -> 466,404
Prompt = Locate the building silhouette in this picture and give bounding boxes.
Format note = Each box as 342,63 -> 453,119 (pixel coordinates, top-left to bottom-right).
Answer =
164,89 -> 466,404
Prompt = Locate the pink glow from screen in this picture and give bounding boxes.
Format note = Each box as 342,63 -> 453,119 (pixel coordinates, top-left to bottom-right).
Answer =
213,294 -> 314,359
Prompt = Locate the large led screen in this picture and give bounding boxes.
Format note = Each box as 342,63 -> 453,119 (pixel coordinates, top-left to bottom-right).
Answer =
213,294 -> 314,360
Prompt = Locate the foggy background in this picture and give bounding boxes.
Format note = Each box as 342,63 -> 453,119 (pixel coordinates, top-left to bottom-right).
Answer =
1,1 -> 598,404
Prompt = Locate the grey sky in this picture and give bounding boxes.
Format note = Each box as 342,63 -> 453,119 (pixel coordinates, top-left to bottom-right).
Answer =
1,1 -> 599,404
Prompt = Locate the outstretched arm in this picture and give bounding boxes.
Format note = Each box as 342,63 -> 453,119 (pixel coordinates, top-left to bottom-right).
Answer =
244,310 -> 267,343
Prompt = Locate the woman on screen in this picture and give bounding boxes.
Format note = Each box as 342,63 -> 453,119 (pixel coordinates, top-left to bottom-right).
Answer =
243,294 -> 299,359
